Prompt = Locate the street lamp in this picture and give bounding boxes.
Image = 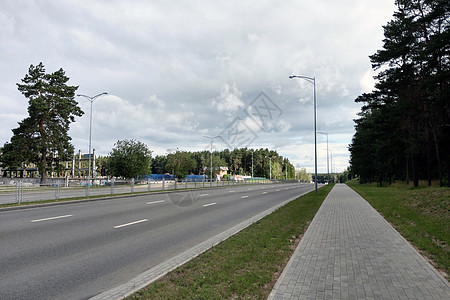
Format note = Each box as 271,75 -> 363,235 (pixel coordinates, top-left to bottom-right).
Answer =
265,156 -> 272,180
77,92 -> 108,196
248,149 -> 254,178
204,136 -> 220,186
285,161 -> 288,180
330,149 -> 333,182
317,131 -> 329,183
289,75 -> 318,192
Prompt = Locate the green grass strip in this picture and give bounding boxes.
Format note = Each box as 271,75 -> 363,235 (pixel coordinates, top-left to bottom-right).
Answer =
347,180 -> 449,280
128,184 -> 334,299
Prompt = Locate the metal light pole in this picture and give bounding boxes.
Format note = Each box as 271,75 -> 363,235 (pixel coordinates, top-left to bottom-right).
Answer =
249,149 -> 254,178
77,92 -> 108,196
318,131 -> 329,183
330,149 -> 333,182
204,136 -> 219,186
265,156 -> 272,180
285,162 -> 288,180
289,75 -> 318,192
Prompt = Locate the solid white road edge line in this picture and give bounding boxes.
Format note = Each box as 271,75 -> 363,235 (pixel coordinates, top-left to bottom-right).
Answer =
114,219 -> 148,229
31,215 -> 73,223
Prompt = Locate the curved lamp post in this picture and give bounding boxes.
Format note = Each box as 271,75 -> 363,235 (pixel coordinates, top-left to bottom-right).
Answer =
77,92 -> 108,196
289,75 -> 317,192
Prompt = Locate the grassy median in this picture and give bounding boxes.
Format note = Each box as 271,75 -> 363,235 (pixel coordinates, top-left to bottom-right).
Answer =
128,184 -> 333,299
347,180 -> 449,280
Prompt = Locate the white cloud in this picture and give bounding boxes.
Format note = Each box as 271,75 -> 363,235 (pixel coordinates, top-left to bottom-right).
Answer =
0,0 -> 397,170
212,83 -> 244,114
360,69 -> 377,93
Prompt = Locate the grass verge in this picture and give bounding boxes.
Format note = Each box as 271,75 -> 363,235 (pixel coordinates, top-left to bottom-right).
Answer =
127,184 -> 334,299
346,179 -> 449,280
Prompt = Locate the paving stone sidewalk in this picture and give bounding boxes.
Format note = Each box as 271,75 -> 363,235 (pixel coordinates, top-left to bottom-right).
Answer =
269,184 -> 449,300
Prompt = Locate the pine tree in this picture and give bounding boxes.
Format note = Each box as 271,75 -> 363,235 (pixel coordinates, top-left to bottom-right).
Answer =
350,0 -> 449,186
1,63 -> 83,184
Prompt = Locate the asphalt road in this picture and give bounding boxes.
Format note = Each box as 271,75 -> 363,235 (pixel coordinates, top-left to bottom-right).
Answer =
0,183 -> 315,300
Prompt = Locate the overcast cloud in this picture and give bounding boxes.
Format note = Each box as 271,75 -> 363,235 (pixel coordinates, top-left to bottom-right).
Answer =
0,0 -> 396,173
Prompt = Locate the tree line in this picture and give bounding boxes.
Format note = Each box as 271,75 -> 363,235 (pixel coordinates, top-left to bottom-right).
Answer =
349,0 -> 449,186
100,141 -> 297,180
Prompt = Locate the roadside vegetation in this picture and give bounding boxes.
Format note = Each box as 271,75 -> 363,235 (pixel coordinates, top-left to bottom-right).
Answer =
127,184 -> 333,299
348,1 -> 449,187
347,180 -> 449,280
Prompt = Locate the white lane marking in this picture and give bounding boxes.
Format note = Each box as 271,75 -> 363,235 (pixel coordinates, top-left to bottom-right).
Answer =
262,192 -> 268,194
247,188 -> 253,190
31,215 -> 73,223
203,202 -> 216,207
113,219 -> 148,229
199,194 -> 209,197
241,195 -> 249,198
228,190 -> 235,192
276,189 -> 280,192
147,200 -> 165,205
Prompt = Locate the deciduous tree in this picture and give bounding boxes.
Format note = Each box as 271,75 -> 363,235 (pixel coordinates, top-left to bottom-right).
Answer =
109,139 -> 152,179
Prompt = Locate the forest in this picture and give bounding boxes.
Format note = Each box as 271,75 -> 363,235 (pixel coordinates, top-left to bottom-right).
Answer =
349,0 -> 449,186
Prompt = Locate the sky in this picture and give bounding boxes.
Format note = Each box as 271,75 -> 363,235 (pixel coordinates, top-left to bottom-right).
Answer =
0,0 -> 397,174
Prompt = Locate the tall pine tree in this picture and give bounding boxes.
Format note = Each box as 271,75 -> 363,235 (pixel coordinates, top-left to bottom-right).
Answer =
1,63 -> 83,184
350,0 -> 449,186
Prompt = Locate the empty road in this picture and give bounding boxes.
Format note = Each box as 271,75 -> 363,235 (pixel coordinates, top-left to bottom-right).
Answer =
0,183 -> 315,299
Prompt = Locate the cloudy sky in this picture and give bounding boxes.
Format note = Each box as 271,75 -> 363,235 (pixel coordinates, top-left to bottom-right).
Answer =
1,0 -> 396,174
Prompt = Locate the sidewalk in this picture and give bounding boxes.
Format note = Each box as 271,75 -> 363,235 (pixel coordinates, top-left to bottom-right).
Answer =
269,184 -> 449,299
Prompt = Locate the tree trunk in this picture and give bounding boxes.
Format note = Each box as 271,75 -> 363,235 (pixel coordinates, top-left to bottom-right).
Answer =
428,121 -> 443,187
447,164 -> 450,188
39,148 -> 47,185
426,135 -> 431,186
412,155 -> 418,187
406,156 -> 409,185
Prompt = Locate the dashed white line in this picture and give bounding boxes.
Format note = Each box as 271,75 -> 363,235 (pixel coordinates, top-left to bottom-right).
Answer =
276,189 -> 280,192
31,215 -> 73,223
262,192 -> 268,194
199,194 -> 209,197
241,195 -> 249,199
228,190 -> 235,192
146,200 -> 165,205
203,202 -> 216,207
113,219 -> 148,229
